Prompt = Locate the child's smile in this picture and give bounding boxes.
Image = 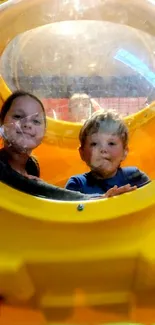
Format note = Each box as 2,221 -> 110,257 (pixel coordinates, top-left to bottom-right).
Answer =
3,96 -> 45,152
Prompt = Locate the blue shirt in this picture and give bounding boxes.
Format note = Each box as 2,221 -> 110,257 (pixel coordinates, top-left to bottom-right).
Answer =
65,167 -> 150,195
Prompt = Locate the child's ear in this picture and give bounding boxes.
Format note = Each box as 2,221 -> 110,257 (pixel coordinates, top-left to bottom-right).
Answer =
79,146 -> 85,161
123,146 -> 129,160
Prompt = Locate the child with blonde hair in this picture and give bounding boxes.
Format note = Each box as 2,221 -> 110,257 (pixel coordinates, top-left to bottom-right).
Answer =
68,93 -> 93,122
66,110 -> 150,195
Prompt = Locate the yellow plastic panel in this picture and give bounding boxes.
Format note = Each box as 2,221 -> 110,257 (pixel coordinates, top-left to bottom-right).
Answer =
0,181 -> 155,323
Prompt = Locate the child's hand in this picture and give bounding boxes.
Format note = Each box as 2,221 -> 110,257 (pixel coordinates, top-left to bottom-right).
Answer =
104,184 -> 137,198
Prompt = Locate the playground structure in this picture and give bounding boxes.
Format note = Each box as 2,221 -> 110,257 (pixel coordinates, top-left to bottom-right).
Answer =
1,0 -> 155,324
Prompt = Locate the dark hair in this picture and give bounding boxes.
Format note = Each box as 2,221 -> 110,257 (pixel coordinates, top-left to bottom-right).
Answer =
0,90 -> 46,125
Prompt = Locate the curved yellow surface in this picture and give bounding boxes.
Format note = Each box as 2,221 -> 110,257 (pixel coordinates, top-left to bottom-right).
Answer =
1,0 -> 155,324
1,180 -> 155,324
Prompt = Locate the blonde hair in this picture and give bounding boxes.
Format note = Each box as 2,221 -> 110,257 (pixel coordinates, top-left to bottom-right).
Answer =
79,109 -> 128,148
69,93 -> 90,101
68,93 -> 93,112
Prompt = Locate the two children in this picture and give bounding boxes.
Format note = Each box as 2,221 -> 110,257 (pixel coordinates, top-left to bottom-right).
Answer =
66,110 -> 150,194
0,91 -> 149,201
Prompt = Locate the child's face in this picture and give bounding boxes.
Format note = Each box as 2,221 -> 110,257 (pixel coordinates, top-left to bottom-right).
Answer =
3,96 -> 46,153
69,98 -> 91,122
79,132 -> 128,178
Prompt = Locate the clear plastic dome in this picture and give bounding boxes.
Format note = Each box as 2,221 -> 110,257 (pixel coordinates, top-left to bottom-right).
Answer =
1,0 -> 155,122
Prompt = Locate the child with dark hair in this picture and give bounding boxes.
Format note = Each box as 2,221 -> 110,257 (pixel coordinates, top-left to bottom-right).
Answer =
0,90 -> 46,178
0,91 -> 97,201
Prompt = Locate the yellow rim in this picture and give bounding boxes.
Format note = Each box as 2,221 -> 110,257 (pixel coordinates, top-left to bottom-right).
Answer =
0,180 -> 154,223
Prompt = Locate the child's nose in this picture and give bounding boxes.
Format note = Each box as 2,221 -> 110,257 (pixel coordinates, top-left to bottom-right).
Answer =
23,118 -> 32,129
100,143 -> 108,152
79,104 -> 83,111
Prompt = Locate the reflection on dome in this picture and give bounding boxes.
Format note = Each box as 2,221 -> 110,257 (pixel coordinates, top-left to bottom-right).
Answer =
1,19 -> 155,121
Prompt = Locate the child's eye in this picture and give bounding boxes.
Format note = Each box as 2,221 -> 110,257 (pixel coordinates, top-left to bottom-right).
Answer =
33,119 -> 41,125
109,141 -> 116,146
90,142 -> 97,147
13,114 -> 22,119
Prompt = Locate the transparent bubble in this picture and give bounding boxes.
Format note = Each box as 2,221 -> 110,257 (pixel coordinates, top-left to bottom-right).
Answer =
1,0 -> 155,122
